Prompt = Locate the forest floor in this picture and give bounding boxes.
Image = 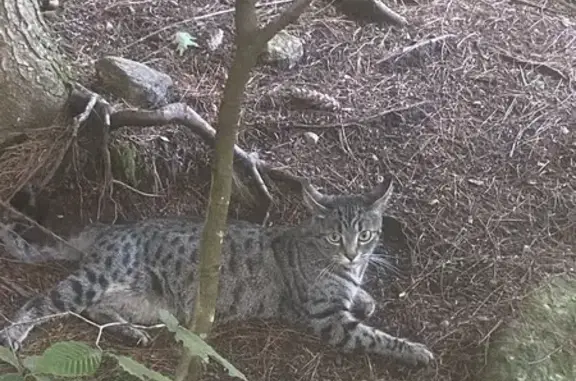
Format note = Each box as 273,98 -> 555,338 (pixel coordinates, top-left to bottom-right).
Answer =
1,0 -> 576,380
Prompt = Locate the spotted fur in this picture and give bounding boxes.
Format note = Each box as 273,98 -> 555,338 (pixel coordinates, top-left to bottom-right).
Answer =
0,181 -> 433,366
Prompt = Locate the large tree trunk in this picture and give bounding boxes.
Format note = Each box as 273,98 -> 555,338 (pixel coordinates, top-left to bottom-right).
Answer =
0,0 -> 69,141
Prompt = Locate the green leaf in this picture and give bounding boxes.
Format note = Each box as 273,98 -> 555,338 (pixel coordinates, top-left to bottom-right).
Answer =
174,327 -> 247,381
0,346 -> 20,371
33,341 -> 101,377
158,310 -> 247,380
109,354 -> 172,381
0,374 -> 25,381
21,356 -> 40,373
172,31 -> 199,56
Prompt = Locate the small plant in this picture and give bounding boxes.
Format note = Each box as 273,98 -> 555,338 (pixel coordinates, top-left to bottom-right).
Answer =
0,310 -> 246,381
172,32 -> 199,56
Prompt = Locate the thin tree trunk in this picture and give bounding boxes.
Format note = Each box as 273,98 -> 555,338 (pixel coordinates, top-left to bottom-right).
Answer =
0,0 -> 69,141
175,1 -> 313,379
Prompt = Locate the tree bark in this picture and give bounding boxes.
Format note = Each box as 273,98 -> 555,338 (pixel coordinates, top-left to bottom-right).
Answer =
0,0 -> 69,141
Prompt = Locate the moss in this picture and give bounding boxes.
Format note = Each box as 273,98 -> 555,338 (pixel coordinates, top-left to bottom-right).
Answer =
483,275 -> 576,381
110,141 -> 142,186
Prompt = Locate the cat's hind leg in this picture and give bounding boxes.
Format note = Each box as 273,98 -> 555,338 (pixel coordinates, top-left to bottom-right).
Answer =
84,269 -> 174,346
0,266 -> 111,350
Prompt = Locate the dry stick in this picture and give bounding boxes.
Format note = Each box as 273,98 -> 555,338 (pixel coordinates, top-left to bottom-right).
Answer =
495,48 -> 569,81
0,310 -> 164,351
172,0 -> 313,379
286,100 -> 431,129
371,0 -> 408,26
376,34 -> 457,65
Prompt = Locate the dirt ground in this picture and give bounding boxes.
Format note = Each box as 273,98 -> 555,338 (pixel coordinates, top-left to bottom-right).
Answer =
1,0 -> 576,380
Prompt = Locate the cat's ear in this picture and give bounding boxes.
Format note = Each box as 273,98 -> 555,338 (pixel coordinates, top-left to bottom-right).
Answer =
301,180 -> 329,215
367,179 -> 394,213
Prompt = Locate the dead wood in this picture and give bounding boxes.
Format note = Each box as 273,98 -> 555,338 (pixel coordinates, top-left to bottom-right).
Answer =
334,0 -> 409,26
495,48 -> 570,81
377,34 -> 456,65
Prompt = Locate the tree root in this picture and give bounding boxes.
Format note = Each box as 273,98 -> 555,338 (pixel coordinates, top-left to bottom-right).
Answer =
68,86 -> 305,203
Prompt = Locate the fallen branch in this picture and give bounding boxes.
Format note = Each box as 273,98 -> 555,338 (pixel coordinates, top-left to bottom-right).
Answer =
377,34 -> 456,65
285,100 -> 431,129
495,48 -> 570,81
108,102 -> 305,199
335,0 -> 409,26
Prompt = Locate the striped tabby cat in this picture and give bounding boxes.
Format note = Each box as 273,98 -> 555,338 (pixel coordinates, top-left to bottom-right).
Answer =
0,180 -> 433,366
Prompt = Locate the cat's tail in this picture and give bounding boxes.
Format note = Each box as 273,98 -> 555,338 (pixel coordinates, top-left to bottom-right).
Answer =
0,223 -> 85,263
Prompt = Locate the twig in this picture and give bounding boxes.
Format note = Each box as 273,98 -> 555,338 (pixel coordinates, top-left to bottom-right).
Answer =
285,100 -> 431,129
259,0 -> 314,43
371,0 -> 409,26
111,179 -> 164,198
495,48 -> 569,81
376,34 -> 456,65
477,319 -> 503,345
509,114 -> 545,158
120,0 -> 297,52
0,310 -> 164,350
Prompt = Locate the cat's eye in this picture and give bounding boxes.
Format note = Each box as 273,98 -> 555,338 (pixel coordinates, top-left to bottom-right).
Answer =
358,230 -> 373,243
326,232 -> 341,244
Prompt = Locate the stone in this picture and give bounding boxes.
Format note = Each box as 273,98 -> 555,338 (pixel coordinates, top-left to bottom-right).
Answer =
260,31 -> 304,69
95,56 -> 174,108
303,131 -> 319,144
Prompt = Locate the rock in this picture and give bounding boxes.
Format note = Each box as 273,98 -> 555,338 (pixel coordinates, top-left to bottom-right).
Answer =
95,56 -> 174,108
303,131 -> 319,144
260,31 -> 304,69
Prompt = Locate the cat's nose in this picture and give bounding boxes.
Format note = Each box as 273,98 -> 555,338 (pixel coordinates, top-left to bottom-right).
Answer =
344,248 -> 357,262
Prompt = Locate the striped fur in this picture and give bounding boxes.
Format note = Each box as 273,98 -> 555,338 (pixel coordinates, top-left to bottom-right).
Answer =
0,181 -> 433,366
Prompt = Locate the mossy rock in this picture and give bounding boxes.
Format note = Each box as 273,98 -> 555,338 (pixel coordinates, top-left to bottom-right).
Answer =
483,275 -> 576,381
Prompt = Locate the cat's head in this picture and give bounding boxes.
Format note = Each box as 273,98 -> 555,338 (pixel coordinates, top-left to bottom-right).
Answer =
301,179 -> 394,267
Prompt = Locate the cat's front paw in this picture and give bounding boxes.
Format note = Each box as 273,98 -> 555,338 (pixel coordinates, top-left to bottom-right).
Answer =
402,341 -> 434,367
351,291 -> 376,320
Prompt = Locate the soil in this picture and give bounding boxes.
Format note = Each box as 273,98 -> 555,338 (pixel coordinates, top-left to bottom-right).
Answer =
1,0 -> 576,380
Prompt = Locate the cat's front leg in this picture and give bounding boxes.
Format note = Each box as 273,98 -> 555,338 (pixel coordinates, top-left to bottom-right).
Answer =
350,288 -> 375,320
307,301 -> 433,366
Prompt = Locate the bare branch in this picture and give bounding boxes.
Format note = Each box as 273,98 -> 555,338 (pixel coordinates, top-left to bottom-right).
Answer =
376,34 -> 456,65
109,103 -> 305,194
258,0 -> 314,44
235,0 -> 259,39
371,0 -> 408,26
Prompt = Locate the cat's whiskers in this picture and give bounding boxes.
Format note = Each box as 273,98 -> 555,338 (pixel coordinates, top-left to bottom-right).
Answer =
366,253 -> 399,275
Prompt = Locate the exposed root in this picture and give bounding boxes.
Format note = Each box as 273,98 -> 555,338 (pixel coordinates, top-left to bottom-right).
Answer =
109,102 -> 306,199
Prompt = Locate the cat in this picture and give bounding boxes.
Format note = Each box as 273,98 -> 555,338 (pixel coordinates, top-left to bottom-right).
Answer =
0,180 -> 434,366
